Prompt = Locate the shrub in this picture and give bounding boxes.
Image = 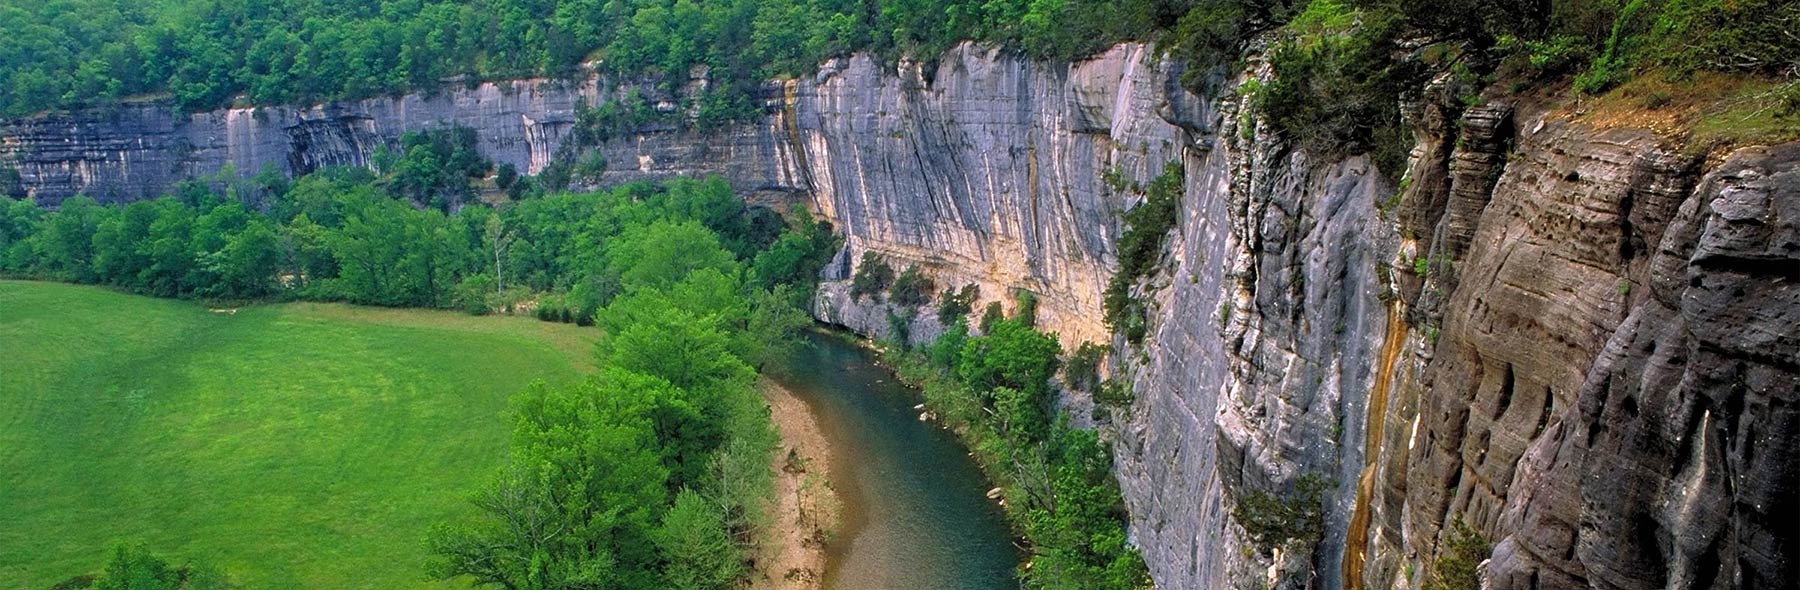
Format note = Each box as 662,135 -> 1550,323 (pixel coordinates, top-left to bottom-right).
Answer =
1013,289 -> 1039,327
1231,473 -> 1332,552
1426,519 -> 1492,590
1103,164 -> 1184,344
890,265 -> 934,308
1063,342 -> 1109,392
979,301 -> 1005,332
1257,8 -> 1417,175
849,252 -> 894,301
1094,378 -> 1135,407
885,309 -> 913,348
494,163 -> 518,191
453,274 -> 496,315
93,544 -> 226,590
0,165 -> 22,198
936,283 -> 980,325
572,151 -> 608,185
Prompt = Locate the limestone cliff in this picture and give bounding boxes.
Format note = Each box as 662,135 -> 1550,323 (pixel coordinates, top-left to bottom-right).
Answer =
4,42 -> 1794,590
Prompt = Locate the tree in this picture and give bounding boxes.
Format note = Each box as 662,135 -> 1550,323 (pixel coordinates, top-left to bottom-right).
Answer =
750,208 -> 839,290
0,198 -> 44,271
890,265 -> 934,308
431,376 -> 673,589
34,196 -> 103,282
324,189 -> 411,304
936,283 -> 979,325
603,219 -> 738,294
957,316 -> 1062,397
656,489 -> 743,590
597,307 -> 755,396
208,219 -> 282,297
743,284 -> 813,370
850,252 -> 894,300
485,212 -> 515,293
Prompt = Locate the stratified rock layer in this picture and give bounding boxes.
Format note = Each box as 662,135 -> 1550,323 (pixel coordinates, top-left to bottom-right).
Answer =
4,42 -> 1795,590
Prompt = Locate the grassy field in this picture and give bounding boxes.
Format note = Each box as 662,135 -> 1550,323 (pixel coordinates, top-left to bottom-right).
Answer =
0,280 -> 598,589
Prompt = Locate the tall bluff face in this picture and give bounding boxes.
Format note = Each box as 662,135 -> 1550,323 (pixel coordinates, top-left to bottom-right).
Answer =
5,42 -> 1795,590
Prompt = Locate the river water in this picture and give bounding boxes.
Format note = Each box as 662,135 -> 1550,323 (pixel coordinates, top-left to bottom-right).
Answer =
774,331 -> 1022,590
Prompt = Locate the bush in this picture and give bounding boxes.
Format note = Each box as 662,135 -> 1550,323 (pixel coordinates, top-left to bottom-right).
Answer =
885,309 -> 913,348
979,301 -> 1005,332
572,151 -> 608,185
1257,8 -> 1417,173
93,545 -> 226,590
936,283 -> 980,325
1013,289 -> 1039,327
454,274 -> 497,315
890,265 -> 934,308
1103,164 -> 1184,344
1427,519 -> 1492,590
1063,342 -> 1108,392
849,252 -> 894,301
0,165 -> 22,199
494,163 -> 518,191
1094,378 -> 1134,407
928,320 -> 970,369
1231,473 -> 1332,552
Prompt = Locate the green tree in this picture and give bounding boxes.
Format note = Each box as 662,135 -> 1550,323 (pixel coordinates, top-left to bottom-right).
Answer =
604,219 -> 739,294
0,198 -> 44,271
750,209 -> 839,290
890,265 -> 934,308
430,377 -> 671,589
656,489 -> 743,590
34,196 -> 103,282
597,307 -> 755,396
956,316 -> 1062,397
208,219 -> 282,298
850,252 -> 894,301
743,284 -> 814,370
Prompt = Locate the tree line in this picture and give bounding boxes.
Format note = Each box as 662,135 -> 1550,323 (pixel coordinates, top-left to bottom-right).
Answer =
4,160 -> 839,589
0,168 -> 833,320
0,0 -> 1173,119
426,176 -> 829,589
4,0 -> 1789,121
848,258 -> 1150,590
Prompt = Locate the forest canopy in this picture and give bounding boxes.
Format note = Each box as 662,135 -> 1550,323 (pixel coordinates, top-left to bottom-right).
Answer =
4,0 -> 1790,171
0,0 -> 1169,118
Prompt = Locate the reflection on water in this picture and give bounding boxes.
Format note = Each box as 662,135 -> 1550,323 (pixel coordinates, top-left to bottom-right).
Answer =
775,331 -> 1021,590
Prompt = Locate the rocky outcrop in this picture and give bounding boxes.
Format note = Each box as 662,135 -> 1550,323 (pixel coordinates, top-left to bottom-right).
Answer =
5,41 -> 1795,590
0,76 -> 800,205
1481,144 -> 1799,590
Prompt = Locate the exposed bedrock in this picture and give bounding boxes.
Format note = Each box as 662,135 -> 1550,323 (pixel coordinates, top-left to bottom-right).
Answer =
5,42 -> 1795,590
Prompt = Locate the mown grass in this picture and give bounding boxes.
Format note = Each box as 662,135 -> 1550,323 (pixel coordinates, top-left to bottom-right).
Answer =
0,280 -> 597,590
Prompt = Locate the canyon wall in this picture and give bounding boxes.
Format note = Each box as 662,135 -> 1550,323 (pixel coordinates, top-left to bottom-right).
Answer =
4,43 -> 1794,590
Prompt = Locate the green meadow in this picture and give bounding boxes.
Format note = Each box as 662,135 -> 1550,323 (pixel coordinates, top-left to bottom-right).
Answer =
0,280 -> 596,589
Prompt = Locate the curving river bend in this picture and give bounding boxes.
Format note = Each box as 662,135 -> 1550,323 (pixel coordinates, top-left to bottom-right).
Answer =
775,331 -> 1022,590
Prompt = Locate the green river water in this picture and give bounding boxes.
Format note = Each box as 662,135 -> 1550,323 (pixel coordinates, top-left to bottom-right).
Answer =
775,331 -> 1022,590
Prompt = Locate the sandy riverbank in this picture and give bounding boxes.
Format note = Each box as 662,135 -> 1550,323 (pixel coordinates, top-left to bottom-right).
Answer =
751,378 -> 841,590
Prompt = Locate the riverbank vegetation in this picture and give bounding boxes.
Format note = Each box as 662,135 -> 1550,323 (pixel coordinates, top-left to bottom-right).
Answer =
879,309 -> 1150,590
1,156 -> 839,588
